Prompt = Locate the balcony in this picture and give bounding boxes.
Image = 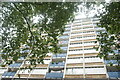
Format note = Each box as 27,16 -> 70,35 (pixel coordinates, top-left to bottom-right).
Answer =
63,31 -> 70,34
60,46 -> 68,51
108,72 -> 120,78
85,57 -> 103,63
53,54 -> 66,59
67,58 -> 83,64
0,68 -> 7,74
9,63 -> 22,68
59,40 -> 68,45
49,62 -> 65,68
2,72 -> 16,77
104,60 -> 119,65
59,36 -> 69,40
85,68 -> 106,74
65,27 -> 71,30
45,72 -> 63,78
94,27 -> 105,31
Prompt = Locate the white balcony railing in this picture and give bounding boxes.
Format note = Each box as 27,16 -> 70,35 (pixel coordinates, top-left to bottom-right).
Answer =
85,57 -> 103,63
85,68 -> 106,74
67,58 -> 83,63
31,69 -> 47,74
66,68 -> 84,74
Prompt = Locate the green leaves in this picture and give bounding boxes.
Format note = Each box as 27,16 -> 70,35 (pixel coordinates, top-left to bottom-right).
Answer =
96,2 -> 120,66
0,2 -> 79,66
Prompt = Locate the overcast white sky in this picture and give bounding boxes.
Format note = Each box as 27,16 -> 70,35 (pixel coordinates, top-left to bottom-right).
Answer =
74,0 -> 114,19
75,4 -> 105,19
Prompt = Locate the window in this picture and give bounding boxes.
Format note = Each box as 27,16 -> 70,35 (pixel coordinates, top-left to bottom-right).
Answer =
84,48 -> 95,50
69,49 -> 83,51
70,42 -> 82,45
83,31 -> 94,33
71,30 -> 94,35
72,27 -> 82,30
83,26 -> 93,29
68,57 -> 82,59
85,66 -> 104,68
71,35 -> 95,39
85,56 -> 97,58
71,32 -> 82,34
83,35 -> 95,38
84,41 -> 96,44
71,36 -> 82,39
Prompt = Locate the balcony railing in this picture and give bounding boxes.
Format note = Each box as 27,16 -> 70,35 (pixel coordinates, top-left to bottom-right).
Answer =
94,27 -> 105,31
104,60 -> 119,64
59,40 -> 68,44
59,36 -> 69,39
108,72 -> 120,78
63,31 -> 70,34
2,72 -> 16,77
49,62 -> 65,67
9,63 -> 22,68
65,27 -> 71,30
0,69 -> 7,74
53,54 -> 66,58
107,50 -> 119,55
60,47 -> 68,50
45,72 -> 63,78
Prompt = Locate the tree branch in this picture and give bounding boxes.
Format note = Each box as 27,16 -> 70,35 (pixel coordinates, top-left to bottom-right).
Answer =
12,3 -> 33,37
12,3 -> 35,54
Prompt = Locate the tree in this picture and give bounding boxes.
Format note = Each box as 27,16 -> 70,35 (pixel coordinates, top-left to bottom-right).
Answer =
96,2 -> 120,66
0,2 -> 79,66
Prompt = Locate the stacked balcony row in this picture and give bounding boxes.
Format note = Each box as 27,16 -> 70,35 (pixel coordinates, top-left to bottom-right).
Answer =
45,26 -> 70,79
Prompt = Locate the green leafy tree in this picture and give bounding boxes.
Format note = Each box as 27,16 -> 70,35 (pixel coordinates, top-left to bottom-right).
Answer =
0,2 -> 79,66
96,2 -> 120,66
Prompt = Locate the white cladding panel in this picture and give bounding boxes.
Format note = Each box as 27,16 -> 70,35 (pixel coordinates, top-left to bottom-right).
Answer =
66,68 -> 84,74
31,69 -> 47,74
85,57 -> 104,63
85,68 -> 106,74
67,58 -> 83,63
84,50 -> 99,53
0,69 -> 7,74
68,51 -> 83,55
43,59 -> 51,64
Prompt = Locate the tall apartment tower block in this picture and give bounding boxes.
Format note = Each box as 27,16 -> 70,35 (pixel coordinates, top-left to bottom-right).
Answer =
0,17 -> 119,80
